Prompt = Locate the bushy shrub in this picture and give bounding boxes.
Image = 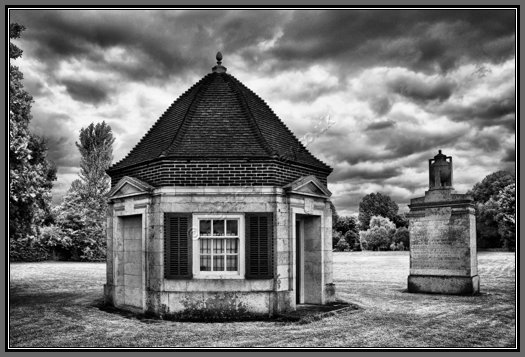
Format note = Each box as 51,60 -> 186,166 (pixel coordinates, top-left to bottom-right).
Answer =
360,226 -> 391,251
343,230 -> 360,249
9,234 -> 48,261
359,216 -> 396,251
335,238 -> 350,252
390,241 -> 405,251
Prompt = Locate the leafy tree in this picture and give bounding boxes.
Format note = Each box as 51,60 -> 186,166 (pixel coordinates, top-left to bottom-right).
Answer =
475,200 -> 500,249
53,122 -> 115,261
393,212 -> 409,228
360,227 -> 390,251
359,215 -> 396,251
76,122 -> 115,201
343,230 -> 360,250
335,238 -> 350,252
393,227 -> 410,250
9,23 -> 56,260
332,214 -> 359,250
468,170 -> 515,249
468,171 -> 515,203
369,215 -> 396,231
358,193 -> 399,230
335,216 -> 359,236
495,183 -> 515,251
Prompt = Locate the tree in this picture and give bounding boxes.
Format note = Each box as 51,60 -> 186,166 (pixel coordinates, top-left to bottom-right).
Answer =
76,122 -> 115,201
393,211 -> 409,228
334,216 -> 358,235
393,227 -> 410,250
344,230 -> 360,250
358,193 -> 399,230
9,23 -> 56,260
468,170 -> 515,249
495,183 -> 515,251
335,237 -> 350,252
475,199 -> 500,249
468,171 -> 515,203
359,215 -> 396,251
54,122 -> 115,261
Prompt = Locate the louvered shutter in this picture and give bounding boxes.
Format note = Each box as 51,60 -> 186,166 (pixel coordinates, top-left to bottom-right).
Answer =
164,213 -> 192,279
245,213 -> 274,279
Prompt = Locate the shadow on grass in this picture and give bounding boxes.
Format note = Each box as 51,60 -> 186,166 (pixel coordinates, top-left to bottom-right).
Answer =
93,298 -> 361,325
10,292 -> 83,307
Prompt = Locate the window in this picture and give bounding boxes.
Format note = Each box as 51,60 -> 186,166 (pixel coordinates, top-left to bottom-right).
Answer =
192,214 -> 244,278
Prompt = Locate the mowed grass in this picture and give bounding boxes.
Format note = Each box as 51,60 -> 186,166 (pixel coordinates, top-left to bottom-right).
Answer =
9,252 -> 516,348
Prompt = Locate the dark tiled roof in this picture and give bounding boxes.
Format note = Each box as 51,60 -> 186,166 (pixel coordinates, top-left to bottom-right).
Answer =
109,72 -> 332,173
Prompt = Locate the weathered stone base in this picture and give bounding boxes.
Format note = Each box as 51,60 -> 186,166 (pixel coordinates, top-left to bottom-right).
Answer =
408,275 -> 480,295
104,286 -> 296,318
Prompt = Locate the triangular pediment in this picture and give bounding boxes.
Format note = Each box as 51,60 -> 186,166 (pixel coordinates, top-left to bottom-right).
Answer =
107,176 -> 154,199
283,175 -> 332,198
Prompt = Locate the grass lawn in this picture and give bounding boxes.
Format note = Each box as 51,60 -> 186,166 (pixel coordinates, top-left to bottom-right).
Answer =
9,251 -> 516,348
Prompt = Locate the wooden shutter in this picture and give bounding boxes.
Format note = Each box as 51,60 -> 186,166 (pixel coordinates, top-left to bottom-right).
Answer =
245,213 -> 274,279
164,213 -> 192,279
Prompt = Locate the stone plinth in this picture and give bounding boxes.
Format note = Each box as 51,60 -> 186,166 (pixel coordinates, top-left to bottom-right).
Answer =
407,188 -> 479,295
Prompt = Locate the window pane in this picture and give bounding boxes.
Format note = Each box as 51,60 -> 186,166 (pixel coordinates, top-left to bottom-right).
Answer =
200,255 -> 211,271
226,255 -> 238,271
226,239 -> 238,254
213,239 -> 224,254
200,238 -> 211,254
226,220 -> 238,236
200,220 -> 211,236
213,220 -> 225,236
213,256 -> 225,271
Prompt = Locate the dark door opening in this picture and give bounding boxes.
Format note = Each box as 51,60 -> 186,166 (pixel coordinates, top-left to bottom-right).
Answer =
296,219 -> 301,304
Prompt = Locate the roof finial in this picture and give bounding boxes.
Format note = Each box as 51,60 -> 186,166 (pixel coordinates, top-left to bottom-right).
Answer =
212,51 -> 227,73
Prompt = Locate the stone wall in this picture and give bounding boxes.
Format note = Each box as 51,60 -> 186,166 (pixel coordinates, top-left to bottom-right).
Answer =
104,186 -> 333,316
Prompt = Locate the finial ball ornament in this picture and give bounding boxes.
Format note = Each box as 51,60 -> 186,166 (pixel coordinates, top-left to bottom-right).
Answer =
216,51 -> 223,63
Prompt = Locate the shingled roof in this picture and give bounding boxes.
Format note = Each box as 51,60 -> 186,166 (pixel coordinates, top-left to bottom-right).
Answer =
108,53 -> 332,173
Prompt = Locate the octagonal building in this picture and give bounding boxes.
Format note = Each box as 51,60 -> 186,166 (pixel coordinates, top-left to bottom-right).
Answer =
103,53 -> 335,317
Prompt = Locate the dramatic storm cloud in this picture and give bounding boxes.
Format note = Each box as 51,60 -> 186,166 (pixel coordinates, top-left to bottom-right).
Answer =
10,9 -> 516,215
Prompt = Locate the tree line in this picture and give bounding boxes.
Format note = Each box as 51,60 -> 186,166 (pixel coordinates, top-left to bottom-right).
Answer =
332,171 -> 516,252
10,24 -> 114,261
332,193 -> 410,252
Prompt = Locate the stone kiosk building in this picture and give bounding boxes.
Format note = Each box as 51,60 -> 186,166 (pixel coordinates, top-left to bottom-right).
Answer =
407,150 -> 480,295
103,53 -> 335,317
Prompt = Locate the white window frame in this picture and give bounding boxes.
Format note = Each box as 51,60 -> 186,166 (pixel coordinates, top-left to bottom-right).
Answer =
192,213 -> 245,279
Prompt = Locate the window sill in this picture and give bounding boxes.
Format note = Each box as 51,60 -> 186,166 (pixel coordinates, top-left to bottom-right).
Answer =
193,273 -> 245,280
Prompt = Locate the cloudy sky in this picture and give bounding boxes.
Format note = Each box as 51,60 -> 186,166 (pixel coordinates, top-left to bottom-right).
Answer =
10,9 -> 516,216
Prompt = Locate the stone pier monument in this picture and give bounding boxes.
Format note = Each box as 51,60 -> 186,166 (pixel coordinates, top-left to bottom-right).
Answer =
407,150 -> 480,295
